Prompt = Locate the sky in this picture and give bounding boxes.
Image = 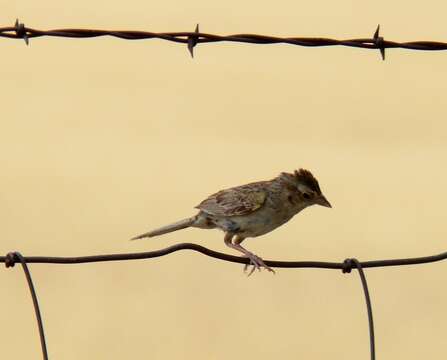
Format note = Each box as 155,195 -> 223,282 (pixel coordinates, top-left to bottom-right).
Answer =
1,1 -> 446,359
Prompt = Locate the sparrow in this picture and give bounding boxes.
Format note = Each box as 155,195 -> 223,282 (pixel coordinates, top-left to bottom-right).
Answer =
132,169 -> 331,275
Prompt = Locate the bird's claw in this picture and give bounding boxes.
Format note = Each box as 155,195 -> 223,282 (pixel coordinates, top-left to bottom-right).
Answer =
243,253 -> 275,276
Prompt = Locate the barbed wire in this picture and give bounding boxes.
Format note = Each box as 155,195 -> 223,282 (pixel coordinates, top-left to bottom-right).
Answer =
3,20 -> 447,59
2,18 -> 447,358
3,244 -> 447,360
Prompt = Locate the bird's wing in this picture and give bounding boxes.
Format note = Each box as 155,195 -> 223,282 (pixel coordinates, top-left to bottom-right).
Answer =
195,181 -> 268,217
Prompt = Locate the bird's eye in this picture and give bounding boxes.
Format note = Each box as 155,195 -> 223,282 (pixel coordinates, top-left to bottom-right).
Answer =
302,192 -> 312,200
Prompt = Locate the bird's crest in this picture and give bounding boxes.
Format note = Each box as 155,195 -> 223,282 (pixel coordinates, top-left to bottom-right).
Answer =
294,169 -> 322,194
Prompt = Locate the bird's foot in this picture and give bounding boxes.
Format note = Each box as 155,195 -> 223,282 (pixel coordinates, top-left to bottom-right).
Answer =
243,253 -> 275,276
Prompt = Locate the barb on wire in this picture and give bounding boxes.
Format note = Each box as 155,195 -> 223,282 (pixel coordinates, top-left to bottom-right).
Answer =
14,18 -> 29,45
3,21 -> 447,58
373,24 -> 385,60
187,23 -> 199,58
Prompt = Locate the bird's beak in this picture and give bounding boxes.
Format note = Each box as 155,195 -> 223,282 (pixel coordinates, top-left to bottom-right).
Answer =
316,195 -> 332,208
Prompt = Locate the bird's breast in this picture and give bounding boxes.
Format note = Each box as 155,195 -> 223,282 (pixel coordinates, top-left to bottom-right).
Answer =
224,205 -> 296,238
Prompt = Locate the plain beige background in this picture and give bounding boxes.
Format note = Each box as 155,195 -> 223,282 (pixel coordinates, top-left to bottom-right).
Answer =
1,1 -> 446,359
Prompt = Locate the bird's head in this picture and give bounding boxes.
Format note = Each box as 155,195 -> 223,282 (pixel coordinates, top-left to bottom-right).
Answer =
279,168 -> 332,209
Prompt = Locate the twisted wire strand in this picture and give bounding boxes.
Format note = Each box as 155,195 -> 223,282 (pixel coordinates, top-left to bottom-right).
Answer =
3,21 -> 447,59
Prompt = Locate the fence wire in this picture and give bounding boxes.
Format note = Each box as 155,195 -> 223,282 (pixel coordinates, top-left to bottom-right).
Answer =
3,20 -> 447,59
2,244 -> 447,360
2,18 -> 447,360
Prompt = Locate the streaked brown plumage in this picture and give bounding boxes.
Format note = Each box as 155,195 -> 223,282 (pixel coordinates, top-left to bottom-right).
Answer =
132,169 -> 331,275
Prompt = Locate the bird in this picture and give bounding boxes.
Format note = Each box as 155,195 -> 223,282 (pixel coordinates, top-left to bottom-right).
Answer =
132,169 -> 331,275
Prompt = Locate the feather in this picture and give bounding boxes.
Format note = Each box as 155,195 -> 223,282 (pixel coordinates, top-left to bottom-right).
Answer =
195,181 -> 268,216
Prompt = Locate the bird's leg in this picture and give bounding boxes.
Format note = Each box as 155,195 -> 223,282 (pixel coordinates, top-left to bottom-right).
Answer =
224,233 -> 275,275
233,236 -> 259,275
234,236 -> 276,275
224,233 -> 259,275
230,236 -> 258,274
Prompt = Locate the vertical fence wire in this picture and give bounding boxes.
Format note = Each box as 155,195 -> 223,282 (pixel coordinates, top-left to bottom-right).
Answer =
5,252 -> 48,360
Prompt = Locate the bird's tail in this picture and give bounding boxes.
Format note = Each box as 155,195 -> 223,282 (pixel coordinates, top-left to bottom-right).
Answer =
131,217 -> 196,240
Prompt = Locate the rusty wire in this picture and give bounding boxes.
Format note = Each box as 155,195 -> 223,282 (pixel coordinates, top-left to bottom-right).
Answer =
2,18 -> 447,359
3,20 -> 447,59
5,252 -> 48,360
3,245 -> 447,360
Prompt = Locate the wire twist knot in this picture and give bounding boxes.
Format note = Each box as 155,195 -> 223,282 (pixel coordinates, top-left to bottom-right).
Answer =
342,258 -> 355,273
5,252 -> 18,268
